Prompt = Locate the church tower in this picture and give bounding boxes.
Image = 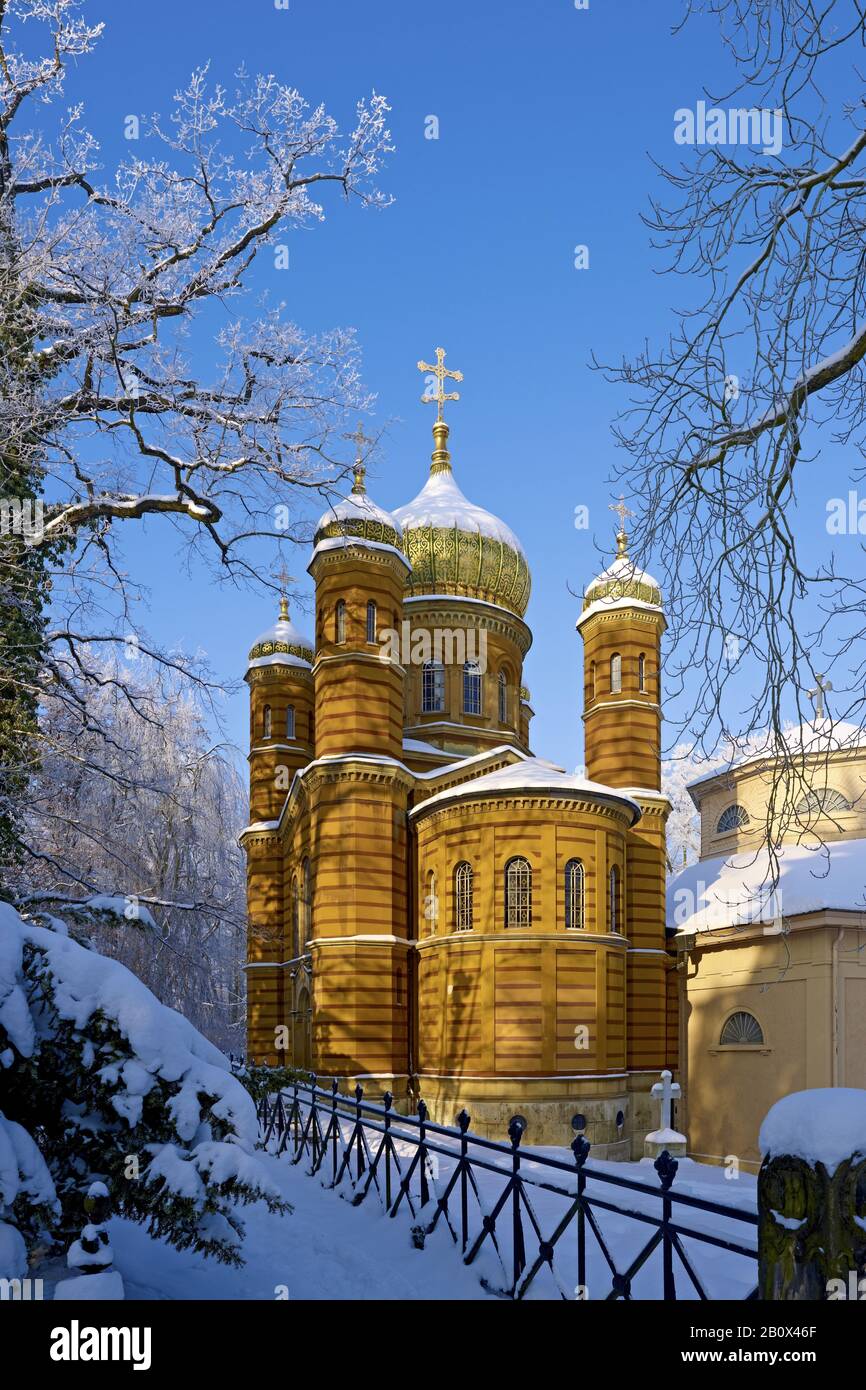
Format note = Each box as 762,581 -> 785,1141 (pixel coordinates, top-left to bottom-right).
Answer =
306,456 -> 414,1097
576,507 -> 674,1125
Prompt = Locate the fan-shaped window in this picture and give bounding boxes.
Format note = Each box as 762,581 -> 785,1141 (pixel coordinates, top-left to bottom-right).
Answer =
610,653 -> 622,694
422,661 -> 445,713
795,788 -> 851,815
720,1011 -> 764,1046
454,862 -> 474,932
463,661 -> 482,716
291,874 -> 300,958
286,705 -> 296,740
609,865 -> 621,934
262,704 -> 272,738
565,859 -> 585,931
638,653 -> 647,693
302,857 -> 311,950
498,671 -> 508,724
505,856 -> 532,928
366,599 -> 377,644
717,804 -> 750,834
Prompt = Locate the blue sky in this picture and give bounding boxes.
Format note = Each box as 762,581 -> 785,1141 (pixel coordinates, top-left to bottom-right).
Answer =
52,0 -> 860,773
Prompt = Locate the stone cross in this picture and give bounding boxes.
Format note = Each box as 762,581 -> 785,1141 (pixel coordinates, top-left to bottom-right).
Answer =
807,672 -> 833,721
417,346 -> 463,422
651,1069 -> 681,1131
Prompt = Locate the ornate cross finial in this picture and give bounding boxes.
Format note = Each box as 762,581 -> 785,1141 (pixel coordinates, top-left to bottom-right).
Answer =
343,420 -> 375,464
417,346 -> 463,423
272,563 -> 296,621
610,495 -> 633,557
807,672 -> 833,721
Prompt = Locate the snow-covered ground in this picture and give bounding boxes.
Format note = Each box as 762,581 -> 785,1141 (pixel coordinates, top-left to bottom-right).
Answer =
36,1137 -> 758,1301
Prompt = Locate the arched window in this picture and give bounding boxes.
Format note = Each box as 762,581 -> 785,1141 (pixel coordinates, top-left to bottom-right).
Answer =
720,1011 -> 764,1046
638,653 -> 647,693
302,857 -> 311,950
463,660 -> 482,716
262,704 -> 272,738
335,599 -> 346,644
422,661 -> 445,713
717,804 -> 750,834
454,862 -> 474,931
291,874 -> 300,958
505,856 -> 532,928
610,653 -> 622,693
565,858 -> 585,930
498,670 -> 508,724
609,865 -> 621,933
286,705 -> 296,740
795,788 -> 851,815
424,868 -> 438,935
366,599 -> 377,644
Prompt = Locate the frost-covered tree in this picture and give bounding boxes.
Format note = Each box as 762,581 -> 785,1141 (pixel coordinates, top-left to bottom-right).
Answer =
0,0 -> 392,877
9,652 -> 247,1049
601,0 -> 866,847
0,900 -> 289,1275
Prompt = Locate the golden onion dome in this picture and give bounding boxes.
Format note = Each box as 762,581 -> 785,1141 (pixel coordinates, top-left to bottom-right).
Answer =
312,465 -> 403,558
582,529 -> 662,615
392,421 -> 530,617
247,598 -> 314,669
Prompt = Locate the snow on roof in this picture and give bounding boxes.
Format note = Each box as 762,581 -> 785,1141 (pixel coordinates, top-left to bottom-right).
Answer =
584,553 -> 661,599
759,1089 -> 866,1172
411,756 -> 642,821
308,536 -> 410,569
393,468 -> 524,554
247,610 -> 314,668
687,719 -> 866,792
315,488 -> 402,541
402,737 -> 450,756
667,838 -> 866,934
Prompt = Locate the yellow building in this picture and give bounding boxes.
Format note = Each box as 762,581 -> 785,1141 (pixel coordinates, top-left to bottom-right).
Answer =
668,719 -> 866,1171
243,355 -> 676,1155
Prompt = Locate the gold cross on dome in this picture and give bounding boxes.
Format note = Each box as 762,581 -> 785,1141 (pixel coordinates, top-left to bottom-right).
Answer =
610,495 -> 633,531
343,420 -> 375,464
273,563 -> 295,596
417,346 -> 463,422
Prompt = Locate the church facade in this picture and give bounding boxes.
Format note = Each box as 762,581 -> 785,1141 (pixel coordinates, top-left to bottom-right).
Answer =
243,355 -> 677,1155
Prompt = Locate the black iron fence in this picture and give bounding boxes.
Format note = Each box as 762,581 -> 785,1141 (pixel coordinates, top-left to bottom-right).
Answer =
258,1076 -> 759,1300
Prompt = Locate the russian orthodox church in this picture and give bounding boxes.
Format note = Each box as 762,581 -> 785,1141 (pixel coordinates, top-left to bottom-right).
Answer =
243,352 -> 677,1155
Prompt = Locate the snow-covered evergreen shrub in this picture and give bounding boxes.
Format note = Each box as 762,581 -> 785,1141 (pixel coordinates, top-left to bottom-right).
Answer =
0,902 -> 289,1273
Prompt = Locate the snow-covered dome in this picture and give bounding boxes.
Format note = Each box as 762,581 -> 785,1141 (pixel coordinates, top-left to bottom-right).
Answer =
393,421 -> 530,617
247,599 -> 314,669
313,465 -> 403,558
582,530 -> 662,617
410,754 -> 641,823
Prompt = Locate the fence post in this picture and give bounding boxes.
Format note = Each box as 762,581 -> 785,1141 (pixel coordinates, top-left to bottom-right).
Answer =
383,1091 -> 394,1210
572,1132 -> 590,1296
654,1150 -> 679,1300
457,1109 -> 471,1253
330,1077 -> 340,1187
418,1100 -> 430,1207
508,1115 -> 527,1294
757,1089 -> 866,1300
354,1083 -> 366,1181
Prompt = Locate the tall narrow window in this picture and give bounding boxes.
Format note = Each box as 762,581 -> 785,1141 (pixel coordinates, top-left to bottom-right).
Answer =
565,858 -> 585,930
422,661 -> 445,713
498,670 -> 508,724
291,874 -> 299,958
505,856 -> 532,928
609,865 -> 620,933
262,704 -> 272,738
302,857 -> 311,950
424,869 -> 438,935
286,705 -> 296,740
335,599 -> 346,644
610,653 -> 622,694
454,862 -> 474,931
590,662 -> 597,699
638,653 -> 647,693
463,660 -> 482,715
366,599 -> 377,644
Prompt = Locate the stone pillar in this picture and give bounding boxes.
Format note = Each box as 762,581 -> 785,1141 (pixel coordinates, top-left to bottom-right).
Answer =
757,1089 -> 866,1300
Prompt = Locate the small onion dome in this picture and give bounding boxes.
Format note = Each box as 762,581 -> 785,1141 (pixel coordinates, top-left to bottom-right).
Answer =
582,529 -> 662,615
393,421 -> 530,617
313,464 -> 403,557
247,597 -> 314,669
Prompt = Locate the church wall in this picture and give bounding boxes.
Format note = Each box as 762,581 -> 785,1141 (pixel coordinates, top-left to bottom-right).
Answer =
247,666 -> 314,823
580,608 -> 664,792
